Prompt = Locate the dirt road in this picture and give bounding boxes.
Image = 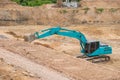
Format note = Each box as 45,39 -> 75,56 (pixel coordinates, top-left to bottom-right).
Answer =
0,48 -> 72,80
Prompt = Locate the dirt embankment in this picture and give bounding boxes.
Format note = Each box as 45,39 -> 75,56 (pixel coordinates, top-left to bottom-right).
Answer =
0,0 -> 120,26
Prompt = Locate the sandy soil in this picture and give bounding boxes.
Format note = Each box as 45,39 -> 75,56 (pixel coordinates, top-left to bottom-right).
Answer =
0,25 -> 120,80
0,48 -> 71,80
0,57 -> 40,80
0,0 -> 120,26
0,1 -> 120,80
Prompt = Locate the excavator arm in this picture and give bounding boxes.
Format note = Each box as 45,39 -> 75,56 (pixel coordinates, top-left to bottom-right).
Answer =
26,26 -> 87,51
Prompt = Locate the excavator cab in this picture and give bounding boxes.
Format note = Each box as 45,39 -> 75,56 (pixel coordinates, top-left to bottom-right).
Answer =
85,41 -> 99,54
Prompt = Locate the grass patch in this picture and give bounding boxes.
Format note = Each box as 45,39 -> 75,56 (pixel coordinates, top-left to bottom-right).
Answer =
95,8 -> 104,14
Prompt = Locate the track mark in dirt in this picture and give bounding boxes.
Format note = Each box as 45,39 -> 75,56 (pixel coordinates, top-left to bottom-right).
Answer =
0,48 -> 72,80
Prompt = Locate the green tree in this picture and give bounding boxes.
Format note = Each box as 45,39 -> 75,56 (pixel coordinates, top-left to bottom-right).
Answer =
11,0 -> 57,6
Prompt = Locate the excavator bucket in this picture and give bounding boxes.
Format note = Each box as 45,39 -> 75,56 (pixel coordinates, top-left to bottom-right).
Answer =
24,34 -> 37,42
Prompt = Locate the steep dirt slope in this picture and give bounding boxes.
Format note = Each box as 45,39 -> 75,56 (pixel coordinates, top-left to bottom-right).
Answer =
0,0 -> 120,26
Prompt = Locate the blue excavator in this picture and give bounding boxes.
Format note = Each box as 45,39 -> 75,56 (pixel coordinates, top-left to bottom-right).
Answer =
24,26 -> 112,62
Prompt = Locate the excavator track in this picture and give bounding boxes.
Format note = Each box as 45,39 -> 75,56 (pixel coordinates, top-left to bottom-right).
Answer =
77,55 -> 110,63
86,55 -> 110,63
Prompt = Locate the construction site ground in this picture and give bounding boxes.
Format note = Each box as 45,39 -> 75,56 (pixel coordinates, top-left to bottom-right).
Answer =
0,24 -> 120,80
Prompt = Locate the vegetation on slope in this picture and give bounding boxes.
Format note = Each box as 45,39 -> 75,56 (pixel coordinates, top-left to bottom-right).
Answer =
11,0 -> 56,6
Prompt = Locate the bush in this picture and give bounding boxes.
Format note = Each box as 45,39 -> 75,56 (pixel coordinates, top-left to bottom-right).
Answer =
11,0 -> 56,6
95,8 -> 104,14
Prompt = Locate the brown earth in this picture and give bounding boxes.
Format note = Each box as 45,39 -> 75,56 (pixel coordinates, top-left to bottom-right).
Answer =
0,25 -> 120,80
0,0 -> 120,80
0,0 -> 120,26
81,0 -> 120,8
0,58 -> 40,80
0,48 -> 71,80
